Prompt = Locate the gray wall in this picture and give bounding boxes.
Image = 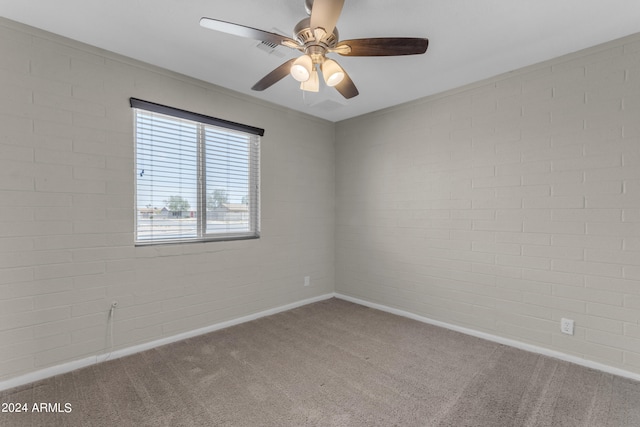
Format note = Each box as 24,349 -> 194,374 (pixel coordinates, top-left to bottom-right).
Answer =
336,33 -> 640,374
2,13 -> 640,383
0,18 -> 335,381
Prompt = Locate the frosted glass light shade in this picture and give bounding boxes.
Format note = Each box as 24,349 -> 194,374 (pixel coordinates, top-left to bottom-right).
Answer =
290,55 -> 313,82
300,69 -> 319,92
321,59 -> 345,87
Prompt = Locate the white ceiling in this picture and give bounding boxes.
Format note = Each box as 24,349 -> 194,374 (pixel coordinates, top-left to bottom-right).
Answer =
2,0 -> 640,122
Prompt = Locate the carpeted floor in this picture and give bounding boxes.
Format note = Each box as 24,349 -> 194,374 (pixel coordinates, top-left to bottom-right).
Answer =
1,298 -> 639,426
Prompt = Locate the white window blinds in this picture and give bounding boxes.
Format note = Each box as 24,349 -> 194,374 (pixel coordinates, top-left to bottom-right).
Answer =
131,98 -> 261,245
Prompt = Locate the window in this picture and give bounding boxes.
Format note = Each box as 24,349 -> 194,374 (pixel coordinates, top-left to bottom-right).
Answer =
131,98 -> 262,245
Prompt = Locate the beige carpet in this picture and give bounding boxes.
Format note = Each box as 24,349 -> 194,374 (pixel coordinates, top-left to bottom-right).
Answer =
1,298 -> 639,426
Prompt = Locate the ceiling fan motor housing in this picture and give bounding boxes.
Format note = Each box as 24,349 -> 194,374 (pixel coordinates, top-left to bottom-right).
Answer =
294,17 -> 339,63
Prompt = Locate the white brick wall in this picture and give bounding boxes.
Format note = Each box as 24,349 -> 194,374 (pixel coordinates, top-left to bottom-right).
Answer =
336,33 -> 640,374
0,18 -> 335,381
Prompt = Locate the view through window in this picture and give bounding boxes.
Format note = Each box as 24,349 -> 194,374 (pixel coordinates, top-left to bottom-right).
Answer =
131,99 -> 262,244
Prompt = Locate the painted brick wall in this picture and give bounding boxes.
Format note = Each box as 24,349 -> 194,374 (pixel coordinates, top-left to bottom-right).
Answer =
0,18 -> 335,381
2,14 -> 640,383
336,34 -> 640,373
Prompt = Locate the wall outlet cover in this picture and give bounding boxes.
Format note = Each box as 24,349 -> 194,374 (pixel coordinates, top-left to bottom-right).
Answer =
561,318 -> 574,335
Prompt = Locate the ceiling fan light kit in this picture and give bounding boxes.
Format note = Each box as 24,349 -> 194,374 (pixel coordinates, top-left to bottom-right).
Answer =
200,0 -> 429,99
322,59 -> 345,87
301,69 -> 320,92
291,54 -> 313,82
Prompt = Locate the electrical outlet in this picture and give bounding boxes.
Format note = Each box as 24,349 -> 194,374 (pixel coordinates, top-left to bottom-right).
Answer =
304,276 -> 310,287
560,318 -> 574,335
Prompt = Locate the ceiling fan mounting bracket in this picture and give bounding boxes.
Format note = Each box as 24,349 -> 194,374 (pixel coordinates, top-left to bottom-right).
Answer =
304,0 -> 314,16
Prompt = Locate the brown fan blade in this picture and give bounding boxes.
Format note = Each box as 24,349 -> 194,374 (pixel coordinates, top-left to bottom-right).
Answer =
251,58 -> 297,91
200,17 -> 301,50
334,70 -> 359,99
334,38 -> 429,56
309,0 -> 344,39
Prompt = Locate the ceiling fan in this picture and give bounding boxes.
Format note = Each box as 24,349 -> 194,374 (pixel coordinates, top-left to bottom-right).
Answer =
200,0 -> 429,99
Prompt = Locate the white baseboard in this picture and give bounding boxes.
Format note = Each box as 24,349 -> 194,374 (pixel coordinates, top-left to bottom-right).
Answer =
334,293 -> 640,382
3,291 -> 638,392
0,293 -> 335,392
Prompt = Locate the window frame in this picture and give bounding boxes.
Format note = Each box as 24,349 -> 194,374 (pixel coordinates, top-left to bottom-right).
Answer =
131,98 -> 263,246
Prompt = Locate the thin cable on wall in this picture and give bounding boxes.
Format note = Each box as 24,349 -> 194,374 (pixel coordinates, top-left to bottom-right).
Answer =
99,302 -> 118,363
